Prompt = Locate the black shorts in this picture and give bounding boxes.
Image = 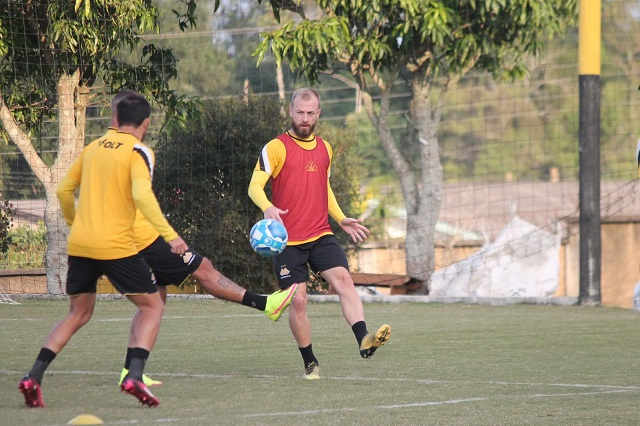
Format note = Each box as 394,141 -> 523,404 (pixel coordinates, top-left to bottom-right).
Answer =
139,236 -> 204,286
274,235 -> 349,288
67,255 -> 157,296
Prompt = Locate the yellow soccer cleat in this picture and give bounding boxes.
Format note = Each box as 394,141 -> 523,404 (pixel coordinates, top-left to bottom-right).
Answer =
265,283 -> 299,322
119,368 -> 162,387
304,362 -> 320,380
359,324 -> 391,359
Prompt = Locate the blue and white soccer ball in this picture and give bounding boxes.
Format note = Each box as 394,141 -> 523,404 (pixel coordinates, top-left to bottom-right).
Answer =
249,219 -> 288,257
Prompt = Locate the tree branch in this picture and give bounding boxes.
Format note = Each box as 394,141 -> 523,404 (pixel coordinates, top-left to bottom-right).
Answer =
0,92 -> 47,184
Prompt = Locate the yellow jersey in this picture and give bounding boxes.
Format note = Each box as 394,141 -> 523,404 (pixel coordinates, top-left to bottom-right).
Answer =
57,129 -> 177,259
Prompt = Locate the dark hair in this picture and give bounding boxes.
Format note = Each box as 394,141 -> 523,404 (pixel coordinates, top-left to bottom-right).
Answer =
117,94 -> 151,127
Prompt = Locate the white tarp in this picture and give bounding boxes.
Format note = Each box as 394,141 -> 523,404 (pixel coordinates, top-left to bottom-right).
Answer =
429,215 -> 561,297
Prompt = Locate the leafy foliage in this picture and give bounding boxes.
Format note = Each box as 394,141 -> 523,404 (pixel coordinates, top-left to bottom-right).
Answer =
0,0 -> 200,135
1,223 -> 47,269
256,0 -> 578,86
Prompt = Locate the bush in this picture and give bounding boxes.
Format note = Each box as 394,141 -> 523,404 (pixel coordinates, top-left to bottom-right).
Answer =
154,95 -> 363,294
154,96 -> 288,293
1,222 -> 47,269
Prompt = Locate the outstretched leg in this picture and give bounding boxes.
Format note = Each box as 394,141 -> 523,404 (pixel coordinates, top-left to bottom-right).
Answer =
322,267 -> 391,358
20,293 -> 97,408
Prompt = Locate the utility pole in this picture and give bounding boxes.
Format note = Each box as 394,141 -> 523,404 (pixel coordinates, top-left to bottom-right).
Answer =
578,0 -> 602,305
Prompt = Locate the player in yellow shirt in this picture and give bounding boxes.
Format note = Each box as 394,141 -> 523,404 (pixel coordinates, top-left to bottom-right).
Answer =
19,92 -> 184,408
109,90 -> 299,387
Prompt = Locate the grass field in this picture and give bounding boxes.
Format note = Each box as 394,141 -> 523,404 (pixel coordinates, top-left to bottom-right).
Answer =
2,299 -> 640,425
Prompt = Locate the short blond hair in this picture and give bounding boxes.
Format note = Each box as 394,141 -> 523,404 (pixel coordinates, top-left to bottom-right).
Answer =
291,88 -> 321,106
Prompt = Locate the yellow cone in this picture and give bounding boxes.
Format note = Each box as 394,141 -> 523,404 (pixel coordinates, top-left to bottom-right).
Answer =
68,414 -> 104,425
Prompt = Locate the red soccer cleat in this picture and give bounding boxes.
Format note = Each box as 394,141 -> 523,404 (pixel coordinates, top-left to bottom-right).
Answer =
19,376 -> 45,408
120,377 -> 160,407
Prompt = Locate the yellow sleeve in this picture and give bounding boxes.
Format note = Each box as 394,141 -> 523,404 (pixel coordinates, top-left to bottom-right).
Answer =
130,155 -> 178,242
328,182 -> 347,224
248,139 -> 286,211
324,140 -> 334,178
56,156 -> 82,226
323,140 -> 346,223
248,170 -> 273,212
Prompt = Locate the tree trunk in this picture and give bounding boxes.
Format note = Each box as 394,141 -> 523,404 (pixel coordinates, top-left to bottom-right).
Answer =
41,74 -> 87,294
408,80 -> 443,293
44,189 -> 67,294
38,73 -> 81,293
362,84 -> 434,292
276,64 -> 285,102
0,71 -> 83,294
43,72 -> 85,294
276,64 -> 286,117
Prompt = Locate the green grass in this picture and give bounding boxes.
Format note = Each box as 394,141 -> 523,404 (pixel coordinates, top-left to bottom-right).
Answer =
2,300 -> 640,425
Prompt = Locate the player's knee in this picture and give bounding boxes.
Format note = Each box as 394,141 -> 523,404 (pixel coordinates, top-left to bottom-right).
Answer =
330,276 -> 355,295
68,306 -> 94,326
150,295 -> 165,312
68,310 -> 93,328
137,293 -> 165,316
292,287 -> 308,309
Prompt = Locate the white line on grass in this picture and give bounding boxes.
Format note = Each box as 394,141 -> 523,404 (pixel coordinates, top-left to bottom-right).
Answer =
374,397 -> 488,409
244,391 -> 637,420
529,389 -> 634,397
3,369 -> 639,392
244,408 -> 361,418
0,314 -> 264,322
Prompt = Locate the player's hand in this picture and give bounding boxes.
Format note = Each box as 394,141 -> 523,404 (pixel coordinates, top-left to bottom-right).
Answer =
340,218 -> 370,243
264,206 -> 289,224
168,236 -> 189,255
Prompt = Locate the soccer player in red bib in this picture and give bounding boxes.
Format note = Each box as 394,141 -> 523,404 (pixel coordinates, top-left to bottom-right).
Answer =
249,88 -> 391,379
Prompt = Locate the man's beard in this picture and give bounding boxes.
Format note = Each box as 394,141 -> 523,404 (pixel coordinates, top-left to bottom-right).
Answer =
291,121 -> 316,138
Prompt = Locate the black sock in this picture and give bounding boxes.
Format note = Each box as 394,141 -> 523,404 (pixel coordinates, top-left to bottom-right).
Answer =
127,347 -> 150,381
299,344 -> 318,368
352,321 -> 368,346
28,347 -> 57,384
241,291 -> 267,311
124,347 -> 132,369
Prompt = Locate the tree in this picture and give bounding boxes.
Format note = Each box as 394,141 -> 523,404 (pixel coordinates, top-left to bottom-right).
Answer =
0,0 -> 199,293
253,0 -> 578,291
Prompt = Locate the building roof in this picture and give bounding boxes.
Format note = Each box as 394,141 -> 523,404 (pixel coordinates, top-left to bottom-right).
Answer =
380,180 -> 640,245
